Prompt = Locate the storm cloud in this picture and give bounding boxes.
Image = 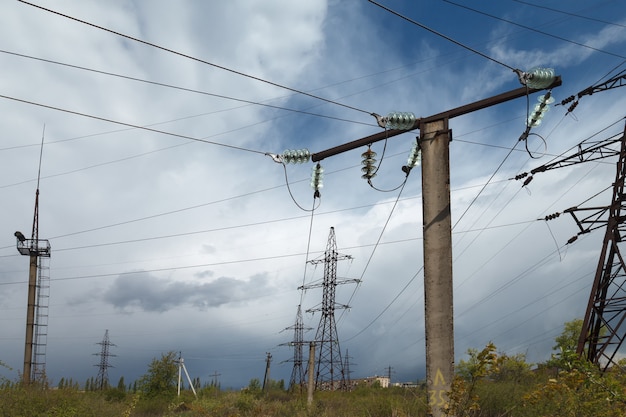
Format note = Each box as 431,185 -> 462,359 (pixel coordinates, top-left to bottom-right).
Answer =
103,271 -> 271,312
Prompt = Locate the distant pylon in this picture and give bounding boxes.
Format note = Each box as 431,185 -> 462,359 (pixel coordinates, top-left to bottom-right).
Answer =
300,227 -> 359,390
284,304 -> 312,391
343,349 -> 355,391
93,329 -> 116,390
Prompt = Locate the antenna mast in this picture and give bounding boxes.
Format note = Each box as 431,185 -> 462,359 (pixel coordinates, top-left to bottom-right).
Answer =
15,126 -> 51,385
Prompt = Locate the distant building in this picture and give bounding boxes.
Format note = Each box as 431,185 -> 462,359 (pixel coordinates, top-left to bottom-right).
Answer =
350,375 -> 390,389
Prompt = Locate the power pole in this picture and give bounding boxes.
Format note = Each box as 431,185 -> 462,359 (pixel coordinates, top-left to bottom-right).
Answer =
300,227 -> 359,390
386,365 -> 394,384
307,342 -> 316,406
93,329 -> 116,390
262,352 -> 272,392
209,370 -> 221,388
310,76 -> 561,416
176,352 -> 197,398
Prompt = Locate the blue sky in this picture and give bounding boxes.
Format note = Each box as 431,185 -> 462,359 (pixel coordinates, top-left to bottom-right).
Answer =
1,0 -> 625,389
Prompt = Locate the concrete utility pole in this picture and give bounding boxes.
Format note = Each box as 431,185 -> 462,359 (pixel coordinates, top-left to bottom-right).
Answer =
307,343 -> 316,407
262,352 -> 272,392
311,77 -> 561,417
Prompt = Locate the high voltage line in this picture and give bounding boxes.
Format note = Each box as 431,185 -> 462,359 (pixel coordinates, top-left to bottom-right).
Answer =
18,0 -> 377,118
0,49 -> 372,127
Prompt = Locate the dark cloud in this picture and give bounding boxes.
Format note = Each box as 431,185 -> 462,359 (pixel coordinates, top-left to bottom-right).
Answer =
103,271 -> 271,312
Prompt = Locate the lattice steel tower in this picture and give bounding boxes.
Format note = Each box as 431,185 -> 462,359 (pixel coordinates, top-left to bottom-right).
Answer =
94,329 -> 116,390
574,123 -> 626,370
300,227 -> 359,390
15,131 -> 51,385
283,304 -> 311,391
520,120 -> 626,370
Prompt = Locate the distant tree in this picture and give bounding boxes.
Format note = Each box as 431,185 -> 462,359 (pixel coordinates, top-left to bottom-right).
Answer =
117,376 -> 125,392
247,378 -> 262,393
138,351 -> 179,399
491,352 -> 532,383
0,361 -> 12,386
58,377 -> 65,389
546,318 -> 588,370
554,318 -> 583,352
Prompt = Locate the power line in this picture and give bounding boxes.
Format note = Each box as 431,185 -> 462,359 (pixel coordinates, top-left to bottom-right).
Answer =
0,93 -> 268,155
511,0 -> 626,29
0,49 -> 371,127
367,0 -> 516,71
442,0 -> 626,60
18,0 -> 375,118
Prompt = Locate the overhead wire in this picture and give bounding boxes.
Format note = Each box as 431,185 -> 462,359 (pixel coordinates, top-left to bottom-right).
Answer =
338,174 -> 413,335
0,48 -> 371,127
17,0 -> 376,118
511,0 -> 626,29
6,0 -> 620,380
442,0 -> 626,60
367,0 -> 517,71
0,93 -> 268,156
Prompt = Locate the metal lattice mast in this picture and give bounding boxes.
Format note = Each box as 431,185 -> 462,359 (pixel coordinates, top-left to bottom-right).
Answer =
515,121 -> 626,371
575,124 -> 626,370
285,304 -> 311,391
300,227 -> 359,390
343,349 -> 354,390
93,329 -> 116,390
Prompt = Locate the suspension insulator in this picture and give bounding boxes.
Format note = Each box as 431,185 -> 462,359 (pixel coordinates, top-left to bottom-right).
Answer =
310,163 -> 324,192
405,138 -> 421,170
544,212 -> 561,221
527,92 -> 555,127
361,147 -> 377,180
560,95 -> 575,105
514,173 -> 528,180
282,148 -> 311,164
385,112 -> 416,130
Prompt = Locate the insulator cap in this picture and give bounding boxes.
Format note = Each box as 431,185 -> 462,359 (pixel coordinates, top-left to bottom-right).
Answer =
282,148 -> 311,164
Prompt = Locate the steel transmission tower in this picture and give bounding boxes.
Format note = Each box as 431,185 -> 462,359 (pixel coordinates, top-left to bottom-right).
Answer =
282,304 -> 311,391
14,130 -> 51,385
518,121 -> 626,371
93,329 -> 116,390
300,227 -> 359,390
575,123 -> 626,370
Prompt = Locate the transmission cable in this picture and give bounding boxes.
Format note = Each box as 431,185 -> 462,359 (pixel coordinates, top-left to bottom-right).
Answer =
367,0 -> 517,71
0,48 -> 370,127
18,0 -> 376,118
338,176 -> 412,334
511,0 -> 626,29
0,93 -> 268,156
442,0 -> 626,60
